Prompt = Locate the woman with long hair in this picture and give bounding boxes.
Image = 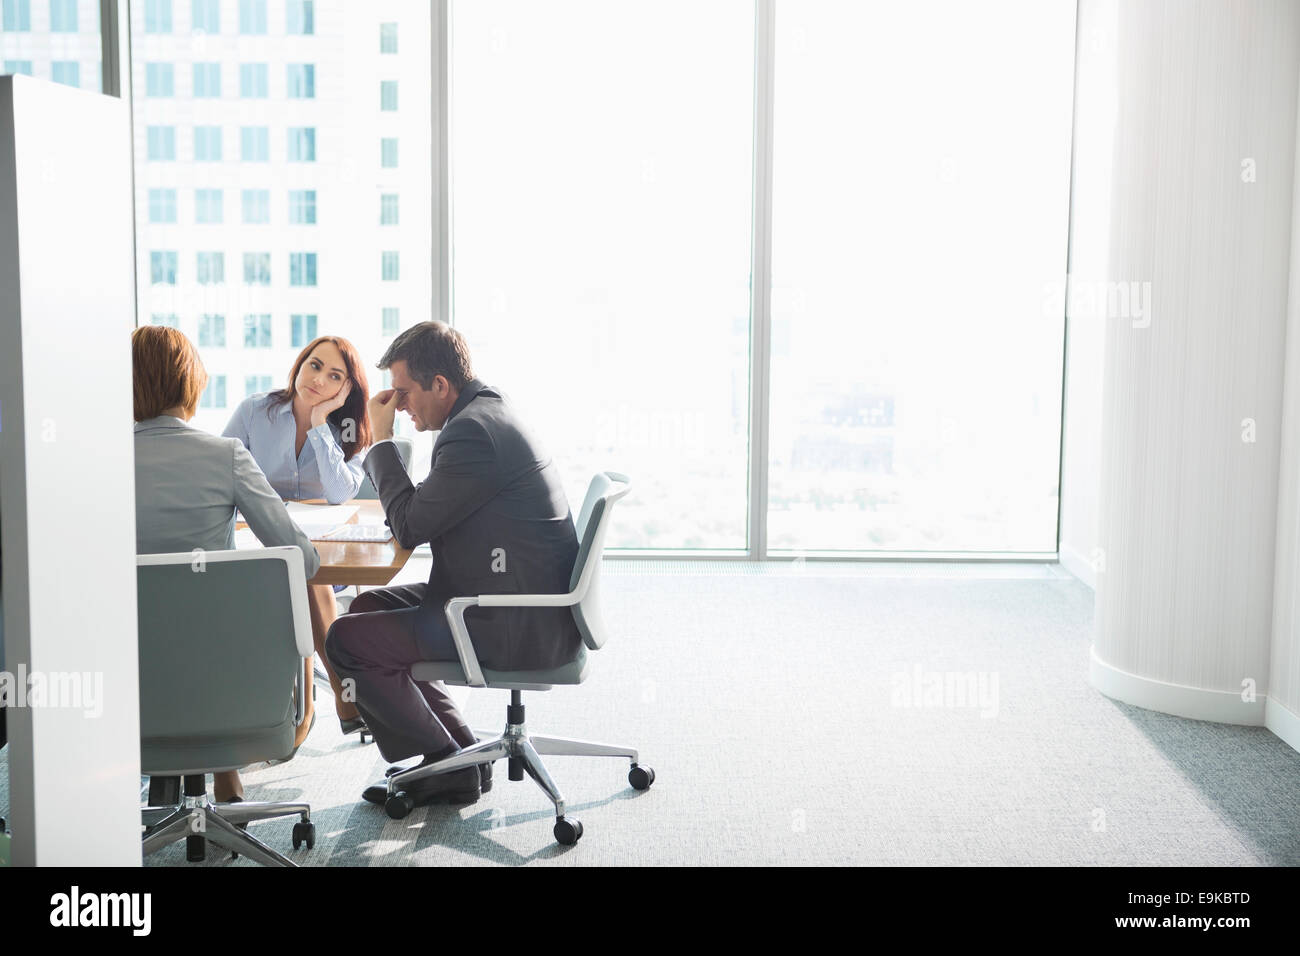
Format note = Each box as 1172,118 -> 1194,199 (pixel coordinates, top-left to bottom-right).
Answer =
223,336 -> 373,740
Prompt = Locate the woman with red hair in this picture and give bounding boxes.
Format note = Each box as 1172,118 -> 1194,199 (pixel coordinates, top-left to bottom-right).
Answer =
224,336 -> 373,740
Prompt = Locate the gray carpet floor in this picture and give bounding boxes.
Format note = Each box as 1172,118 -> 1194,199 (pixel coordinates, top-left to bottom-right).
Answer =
4,560 -> 1299,865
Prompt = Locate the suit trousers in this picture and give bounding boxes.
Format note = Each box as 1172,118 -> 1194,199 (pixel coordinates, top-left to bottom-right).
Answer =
324,584 -> 476,764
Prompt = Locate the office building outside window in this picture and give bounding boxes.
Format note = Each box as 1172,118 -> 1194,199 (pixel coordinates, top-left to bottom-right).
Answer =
379,22 -> 397,53
239,0 -> 266,35
51,61 -> 78,87
288,127 -> 315,161
287,63 -> 314,99
148,188 -> 177,223
243,314 -> 272,348
290,252 -> 317,286
144,0 -> 172,34
200,375 -> 227,408
194,125 -> 222,161
147,126 -> 175,161
3,60 -> 33,75
381,251 -> 399,281
240,125 -> 269,161
195,188 -> 223,224
198,315 -> 226,348
381,307 -> 399,336
150,251 -> 178,285
380,194 -> 398,225
242,189 -> 269,224
49,0 -> 76,32
243,252 -> 271,285
287,0 -> 314,36
245,374 -> 273,397
2,0 -> 31,32
239,62 -> 268,98
288,189 -> 316,224
193,62 -> 220,97
192,0 -> 219,34
152,313 -> 180,328
380,80 -> 397,111
196,251 -> 224,284
128,0 -> 434,437
145,63 -> 174,96
291,313 -> 317,347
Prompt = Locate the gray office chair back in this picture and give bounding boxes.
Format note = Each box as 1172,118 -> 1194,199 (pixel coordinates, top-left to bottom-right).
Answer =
137,547 -> 313,774
354,436 -> 414,499
568,471 -> 631,651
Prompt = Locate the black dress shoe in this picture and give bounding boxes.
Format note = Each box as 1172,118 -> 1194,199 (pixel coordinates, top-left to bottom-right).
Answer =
362,766 -> 480,807
340,715 -> 368,736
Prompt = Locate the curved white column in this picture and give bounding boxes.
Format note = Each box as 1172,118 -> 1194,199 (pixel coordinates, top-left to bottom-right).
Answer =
1090,0 -> 1300,724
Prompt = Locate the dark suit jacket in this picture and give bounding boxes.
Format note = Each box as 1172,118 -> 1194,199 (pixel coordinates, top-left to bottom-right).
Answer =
363,380 -> 583,671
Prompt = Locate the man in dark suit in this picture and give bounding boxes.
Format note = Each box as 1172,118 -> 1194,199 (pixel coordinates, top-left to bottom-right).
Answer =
326,321 -> 581,806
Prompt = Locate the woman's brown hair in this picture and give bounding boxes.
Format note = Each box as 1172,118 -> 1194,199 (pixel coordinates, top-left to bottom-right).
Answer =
267,335 -> 372,460
131,325 -> 208,422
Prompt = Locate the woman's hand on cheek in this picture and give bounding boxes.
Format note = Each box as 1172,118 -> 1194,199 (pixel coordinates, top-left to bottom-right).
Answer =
310,379 -> 352,429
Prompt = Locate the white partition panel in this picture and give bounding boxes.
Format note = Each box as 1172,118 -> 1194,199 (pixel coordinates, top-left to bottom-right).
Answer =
0,75 -> 140,865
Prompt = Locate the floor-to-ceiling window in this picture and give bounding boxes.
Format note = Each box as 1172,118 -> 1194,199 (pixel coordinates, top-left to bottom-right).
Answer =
450,1 -> 756,550
767,0 -> 1075,554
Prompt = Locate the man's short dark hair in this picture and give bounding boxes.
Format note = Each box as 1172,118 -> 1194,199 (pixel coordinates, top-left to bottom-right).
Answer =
377,321 -> 474,391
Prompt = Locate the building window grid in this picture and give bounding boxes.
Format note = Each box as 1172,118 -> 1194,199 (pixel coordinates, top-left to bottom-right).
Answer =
144,0 -> 172,34
380,193 -> 399,225
381,251 -> 399,281
196,251 -> 224,284
243,313 -> 272,349
150,251 -> 178,285
194,125 -> 222,161
291,313 -> 318,347
242,189 -> 270,224
288,189 -> 316,224
198,315 -> 226,349
240,126 -> 269,162
290,252 -> 317,287
146,125 -> 175,161
243,252 -> 271,285
288,127 -> 316,162
192,0 -> 219,34
239,0 -> 267,35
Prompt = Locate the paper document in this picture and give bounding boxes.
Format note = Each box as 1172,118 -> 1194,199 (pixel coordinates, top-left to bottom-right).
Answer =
284,501 -> 359,539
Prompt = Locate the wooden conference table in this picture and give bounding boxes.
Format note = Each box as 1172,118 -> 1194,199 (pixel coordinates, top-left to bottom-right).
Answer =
237,498 -> 413,587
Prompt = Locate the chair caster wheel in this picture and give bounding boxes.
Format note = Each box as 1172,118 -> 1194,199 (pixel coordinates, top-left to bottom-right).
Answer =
186,834 -> 206,862
360,730 -> 373,745
553,817 -> 583,846
629,764 -> 655,790
385,792 -> 414,820
292,821 -> 315,850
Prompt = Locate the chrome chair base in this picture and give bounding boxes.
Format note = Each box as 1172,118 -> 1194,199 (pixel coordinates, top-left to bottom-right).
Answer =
387,717 -> 640,822
142,791 -> 312,867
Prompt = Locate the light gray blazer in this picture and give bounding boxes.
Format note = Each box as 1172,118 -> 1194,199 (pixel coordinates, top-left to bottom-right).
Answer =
134,416 -> 320,578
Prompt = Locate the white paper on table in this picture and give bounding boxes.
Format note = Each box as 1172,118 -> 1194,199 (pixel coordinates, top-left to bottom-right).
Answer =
284,501 -> 359,539
233,528 -> 262,550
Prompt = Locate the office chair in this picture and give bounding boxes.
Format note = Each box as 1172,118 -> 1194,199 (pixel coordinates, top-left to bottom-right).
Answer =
353,435 -> 414,499
138,547 -> 316,866
384,471 -> 653,845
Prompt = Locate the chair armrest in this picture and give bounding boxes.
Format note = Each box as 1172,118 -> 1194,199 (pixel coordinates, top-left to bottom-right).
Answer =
443,597 -> 488,687
444,591 -> 582,687
477,593 -> 580,608
294,652 -> 305,726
